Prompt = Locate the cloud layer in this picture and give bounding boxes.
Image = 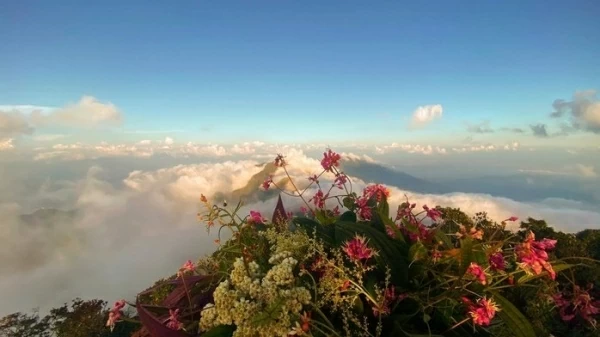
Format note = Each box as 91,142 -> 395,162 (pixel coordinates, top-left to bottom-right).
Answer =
0,151 -> 599,317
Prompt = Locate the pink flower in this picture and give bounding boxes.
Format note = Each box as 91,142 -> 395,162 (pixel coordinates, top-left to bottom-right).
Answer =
332,205 -> 340,216
166,308 -> 183,330
373,286 -> 397,317
274,154 -> 286,167
385,226 -> 396,238
309,190 -> 327,209
553,286 -> 600,324
248,210 -> 266,224
300,206 -> 309,215
505,216 -> 519,222
363,184 -> 390,202
515,231 -> 557,279
334,173 -> 347,189
308,174 -> 319,184
106,300 -> 126,331
262,176 -> 273,190
343,235 -> 377,262
466,262 -> 487,285
469,227 -> 484,240
178,260 -> 195,277
355,196 -> 372,221
422,205 -> 442,221
320,149 -> 341,172
489,252 -> 505,271
462,296 -> 500,326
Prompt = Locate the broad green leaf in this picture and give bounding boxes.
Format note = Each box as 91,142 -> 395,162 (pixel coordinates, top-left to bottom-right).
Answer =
488,290 -> 536,337
340,210 -> 357,223
517,263 -> 575,284
201,325 -> 235,337
459,237 -> 474,275
433,228 -> 453,249
377,194 -> 390,221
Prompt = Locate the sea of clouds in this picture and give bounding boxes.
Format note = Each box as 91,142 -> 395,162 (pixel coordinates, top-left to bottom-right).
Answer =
1,149 -> 599,316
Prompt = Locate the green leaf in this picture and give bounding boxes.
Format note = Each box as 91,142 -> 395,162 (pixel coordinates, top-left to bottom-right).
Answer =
409,241 -> 428,263
488,290 -> 536,337
201,325 -> 235,337
343,196 -> 356,210
517,263 -> 575,284
293,217 -> 334,245
377,194 -> 390,220
433,228 -> 453,249
459,237 -> 474,275
340,211 -> 357,223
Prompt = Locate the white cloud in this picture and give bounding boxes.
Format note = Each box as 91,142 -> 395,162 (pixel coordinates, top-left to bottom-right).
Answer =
30,96 -> 122,128
0,111 -> 35,136
411,104 -> 443,127
164,137 -> 174,145
137,140 -> 152,145
0,138 -> 15,151
576,164 -> 597,178
550,90 -> 600,133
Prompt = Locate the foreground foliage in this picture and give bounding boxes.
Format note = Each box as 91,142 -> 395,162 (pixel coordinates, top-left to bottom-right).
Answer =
2,149 -> 599,337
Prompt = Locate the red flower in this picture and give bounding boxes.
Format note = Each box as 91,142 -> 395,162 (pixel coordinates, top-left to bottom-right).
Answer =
248,210 -> 266,224
422,204 -> 442,221
466,262 -> 487,285
166,309 -> 183,330
106,300 -> 126,331
177,260 -> 195,277
321,149 -> 341,172
363,184 -> 390,202
262,176 -> 273,190
505,216 -> 519,222
334,173 -> 348,189
463,296 -> 500,326
200,194 -> 208,203
515,231 -> 557,279
553,286 -> 600,324
309,189 -> 328,209
431,249 -> 443,263
489,252 -> 505,271
332,205 -> 340,216
343,235 -> 377,262
355,196 -> 372,221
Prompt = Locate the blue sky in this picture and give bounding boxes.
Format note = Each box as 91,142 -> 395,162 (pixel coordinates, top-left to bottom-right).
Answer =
1,0 -> 599,145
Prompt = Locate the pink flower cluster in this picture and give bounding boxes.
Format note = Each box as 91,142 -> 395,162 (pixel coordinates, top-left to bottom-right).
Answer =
343,235 -> 377,262
248,210 -> 266,224
355,196 -> 372,221
372,286 -> 400,317
515,231 -> 557,279
488,252 -> 505,271
321,149 -> 341,172
462,296 -> 500,326
333,173 -> 347,189
106,300 -> 126,331
394,202 -> 431,242
363,184 -> 390,202
262,176 -> 273,190
553,285 -> 600,326
466,262 -> 487,285
422,204 -> 442,221
166,308 -> 183,330
177,260 -> 195,277
310,190 -> 328,209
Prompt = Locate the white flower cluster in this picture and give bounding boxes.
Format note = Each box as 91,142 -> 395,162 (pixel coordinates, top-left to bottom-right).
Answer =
200,254 -> 312,337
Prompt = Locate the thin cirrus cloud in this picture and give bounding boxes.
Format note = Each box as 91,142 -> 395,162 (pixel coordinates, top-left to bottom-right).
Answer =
1,150 -> 598,316
410,104 -> 443,127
